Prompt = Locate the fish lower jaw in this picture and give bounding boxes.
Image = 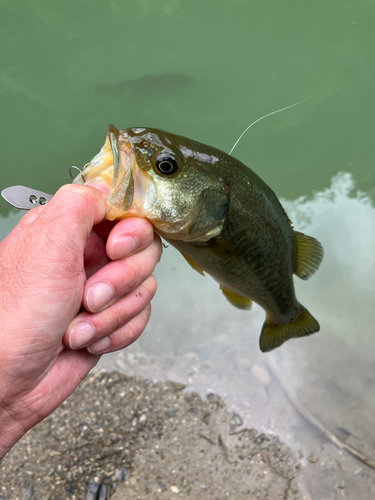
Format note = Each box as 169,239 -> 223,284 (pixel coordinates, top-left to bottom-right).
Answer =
74,137 -> 115,187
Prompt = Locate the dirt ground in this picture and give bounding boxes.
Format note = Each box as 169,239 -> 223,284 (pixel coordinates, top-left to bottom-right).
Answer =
0,371 -> 303,500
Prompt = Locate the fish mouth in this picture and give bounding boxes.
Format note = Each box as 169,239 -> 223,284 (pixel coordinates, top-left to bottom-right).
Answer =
73,125 -> 148,221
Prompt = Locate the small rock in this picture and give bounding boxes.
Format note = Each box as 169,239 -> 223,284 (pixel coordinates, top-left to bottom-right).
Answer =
251,365 -> 271,385
98,483 -> 108,500
26,483 -> 35,500
139,414 -> 147,424
158,481 -> 167,491
169,380 -> 187,391
113,468 -> 130,482
116,358 -> 127,370
307,456 -> 318,464
87,479 -> 100,500
230,414 -> 243,427
171,485 -> 180,493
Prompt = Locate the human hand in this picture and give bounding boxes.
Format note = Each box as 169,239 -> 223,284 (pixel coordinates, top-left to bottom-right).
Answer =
0,184 -> 162,458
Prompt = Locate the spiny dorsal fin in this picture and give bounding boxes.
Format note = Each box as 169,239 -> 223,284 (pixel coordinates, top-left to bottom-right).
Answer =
294,231 -> 324,280
181,253 -> 205,276
220,285 -> 252,310
259,305 -> 320,352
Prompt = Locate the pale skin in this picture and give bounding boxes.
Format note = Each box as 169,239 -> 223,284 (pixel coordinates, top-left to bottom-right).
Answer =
0,184 -> 162,459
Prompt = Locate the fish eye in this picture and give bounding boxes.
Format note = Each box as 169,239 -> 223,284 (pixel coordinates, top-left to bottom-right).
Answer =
156,155 -> 178,175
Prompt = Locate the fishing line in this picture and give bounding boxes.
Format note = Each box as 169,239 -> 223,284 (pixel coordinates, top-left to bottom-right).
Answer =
229,0 -> 370,157
229,86 -> 323,156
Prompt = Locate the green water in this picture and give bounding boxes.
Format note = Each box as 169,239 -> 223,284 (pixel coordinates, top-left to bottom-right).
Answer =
0,0 -> 374,213
1,1 -> 375,498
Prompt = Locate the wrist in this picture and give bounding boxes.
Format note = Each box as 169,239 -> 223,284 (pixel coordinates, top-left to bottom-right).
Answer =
0,399 -> 29,460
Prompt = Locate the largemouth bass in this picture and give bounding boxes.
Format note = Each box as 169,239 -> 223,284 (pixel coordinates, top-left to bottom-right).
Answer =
74,125 -> 323,352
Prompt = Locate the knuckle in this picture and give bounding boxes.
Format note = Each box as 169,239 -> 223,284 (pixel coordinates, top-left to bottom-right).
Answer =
57,184 -> 92,204
103,306 -> 123,333
149,237 -> 163,264
141,276 -> 157,300
123,262 -> 141,292
55,185 -> 99,219
109,306 -> 152,351
128,306 -> 151,337
144,303 -> 152,320
119,320 -> 139,346
143,223 -> 155,246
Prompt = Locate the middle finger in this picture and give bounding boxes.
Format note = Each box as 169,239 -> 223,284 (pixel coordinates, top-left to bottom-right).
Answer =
83,235 -> 162,313
65,275 -> 157,350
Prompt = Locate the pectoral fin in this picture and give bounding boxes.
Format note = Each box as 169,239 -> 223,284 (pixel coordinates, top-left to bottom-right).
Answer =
259,304 -> 320,352
294,231 -> 324,280
182,254 -> 205,276
220,285 -> 252,310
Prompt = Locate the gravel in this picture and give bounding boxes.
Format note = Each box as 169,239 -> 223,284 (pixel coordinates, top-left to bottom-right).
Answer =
0,372 -> 303,499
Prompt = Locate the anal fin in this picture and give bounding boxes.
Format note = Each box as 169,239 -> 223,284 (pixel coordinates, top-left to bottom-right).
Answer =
181,253 -> 205,276
220,285 -> 252,310
259,304 -> 320,352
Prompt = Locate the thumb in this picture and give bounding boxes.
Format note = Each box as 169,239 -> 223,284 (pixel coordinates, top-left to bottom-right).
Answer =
33,184 -> 109,249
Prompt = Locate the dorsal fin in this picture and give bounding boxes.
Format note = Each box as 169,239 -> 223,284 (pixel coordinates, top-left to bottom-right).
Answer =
294,231 -> 324,280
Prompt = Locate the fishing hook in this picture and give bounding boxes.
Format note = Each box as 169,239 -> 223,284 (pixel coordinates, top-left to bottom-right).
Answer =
69,165 -> 86,183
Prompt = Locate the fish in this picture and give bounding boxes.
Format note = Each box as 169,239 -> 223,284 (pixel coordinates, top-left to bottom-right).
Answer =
73,125 -> 324,352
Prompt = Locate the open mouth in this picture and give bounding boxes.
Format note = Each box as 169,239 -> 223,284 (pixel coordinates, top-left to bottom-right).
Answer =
73,125 -> 136,220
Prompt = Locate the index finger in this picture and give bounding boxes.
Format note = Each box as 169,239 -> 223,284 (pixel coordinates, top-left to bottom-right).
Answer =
106,217 -> 156,260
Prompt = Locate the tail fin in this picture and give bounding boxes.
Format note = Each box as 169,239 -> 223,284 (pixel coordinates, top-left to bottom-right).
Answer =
259,305 -> 320,353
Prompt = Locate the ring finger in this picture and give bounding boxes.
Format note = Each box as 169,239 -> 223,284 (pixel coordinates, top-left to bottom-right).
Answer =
65,275 -> 157,351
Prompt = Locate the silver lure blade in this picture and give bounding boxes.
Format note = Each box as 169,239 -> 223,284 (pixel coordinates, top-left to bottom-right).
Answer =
1,186 -> 53,210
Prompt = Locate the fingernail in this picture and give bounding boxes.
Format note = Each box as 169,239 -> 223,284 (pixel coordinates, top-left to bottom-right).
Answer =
69,322 -> 96,350
87,336 -> 111,354
90,182 -> 111,195
86,282 -> 114,312
110,236 -> 136,259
